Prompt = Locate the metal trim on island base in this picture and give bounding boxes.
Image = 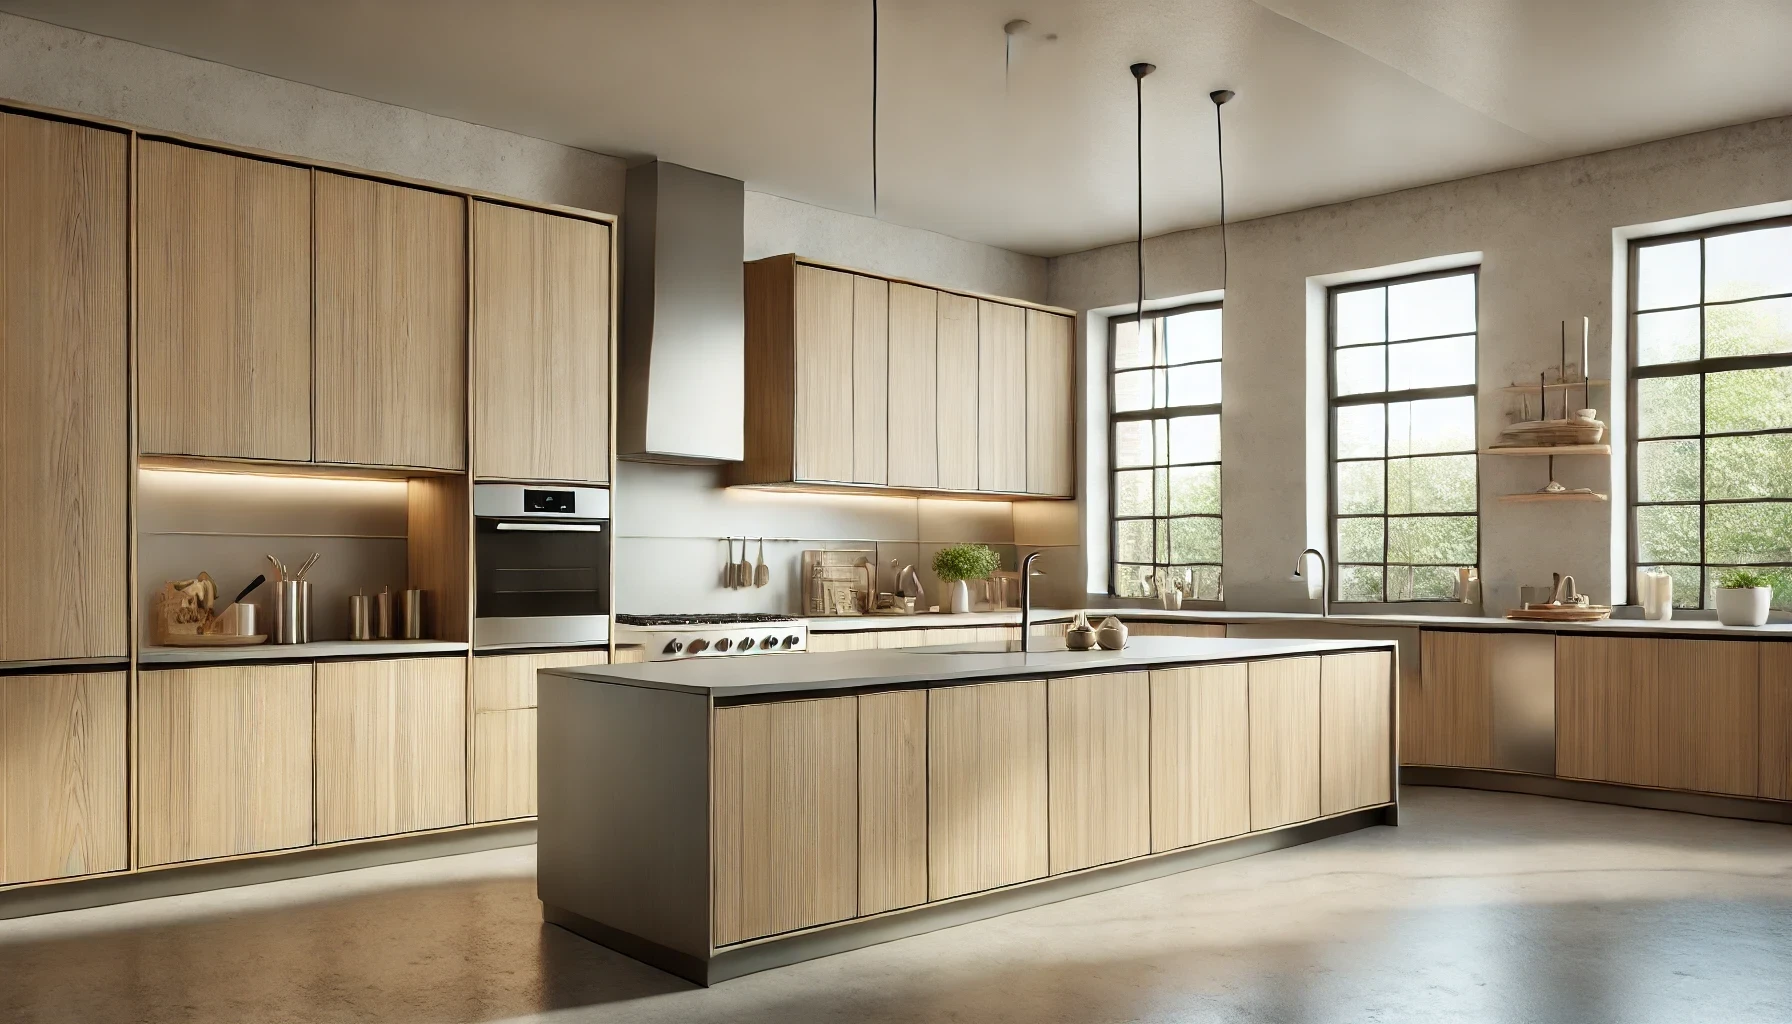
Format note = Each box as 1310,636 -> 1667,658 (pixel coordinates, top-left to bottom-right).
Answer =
1403,766 -> 1792,826
542,805 -> 1394,987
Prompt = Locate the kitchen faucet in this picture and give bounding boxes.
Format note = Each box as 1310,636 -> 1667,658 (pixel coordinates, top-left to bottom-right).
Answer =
1293,547 -> 1329,618
1020,551 -> 1045,652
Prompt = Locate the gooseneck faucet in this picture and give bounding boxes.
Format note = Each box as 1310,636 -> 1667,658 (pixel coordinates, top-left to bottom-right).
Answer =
1293,547 -> 1329,618
1020,551 -> 1045,652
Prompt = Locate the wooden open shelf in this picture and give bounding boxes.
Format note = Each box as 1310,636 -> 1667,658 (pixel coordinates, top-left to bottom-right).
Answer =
1499,379 -> 1609,394
1480,444 -> 1610,456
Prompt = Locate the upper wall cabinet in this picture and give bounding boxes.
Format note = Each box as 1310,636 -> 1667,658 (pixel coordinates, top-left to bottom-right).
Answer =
138,142 -> 312,462
737,254 -> 1076,498
314,172 -> 467,471
472,201 -> 612,483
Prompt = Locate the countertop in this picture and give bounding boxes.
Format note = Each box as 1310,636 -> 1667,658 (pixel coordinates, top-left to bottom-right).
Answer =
543,635 -> 1395,698
139,639 -> 470,665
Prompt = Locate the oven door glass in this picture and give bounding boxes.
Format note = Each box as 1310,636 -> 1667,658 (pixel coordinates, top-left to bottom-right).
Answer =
475,519 -> 610,619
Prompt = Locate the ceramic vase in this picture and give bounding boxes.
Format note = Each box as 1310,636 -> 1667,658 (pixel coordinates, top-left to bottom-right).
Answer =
949,579 -> 971,614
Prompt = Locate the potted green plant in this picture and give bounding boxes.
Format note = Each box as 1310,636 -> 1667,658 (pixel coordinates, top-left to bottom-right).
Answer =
932,544 -> 999,614
1713,568 -> 1775,627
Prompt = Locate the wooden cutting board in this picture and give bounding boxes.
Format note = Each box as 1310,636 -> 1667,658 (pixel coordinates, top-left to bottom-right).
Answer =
1505,606 -> 1612,622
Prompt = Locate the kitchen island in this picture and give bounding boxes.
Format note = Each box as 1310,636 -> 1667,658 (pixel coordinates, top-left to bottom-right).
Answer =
537,636 -> 1398,984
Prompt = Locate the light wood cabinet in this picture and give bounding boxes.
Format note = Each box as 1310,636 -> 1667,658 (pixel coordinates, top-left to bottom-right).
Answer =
791,265 -> 856,482
977,300 -> 1026,493
314,657 -> 468,843
137,665 -> 313,865
936,292 -> 981,491
137,141 -> 312,461
314,172 -> 466,470
712,696 -> 858,945
1047,672 -> 1149,873
858,690 -> 927,914
1320,652 -> 1393,815
852,275 -> 890,485
472,649 -> 608,711
472,708 -> 537,822
928,679 -> 1047,900
1150,663 -> 1250,851
0,113 -> 128,663
887,283 -> 938,488
1407,630 -> 1495,768
471,201 -> 611,483
807,631 -> 883,653
1128,622 -> 1227,638
1762,644 -> 1792,801
1026,310 -> 1075,496
0,672 -> 127,885
1248,657 -> 1321,830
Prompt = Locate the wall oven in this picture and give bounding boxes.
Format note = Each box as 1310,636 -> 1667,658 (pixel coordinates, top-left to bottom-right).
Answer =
473,483 -> 610,650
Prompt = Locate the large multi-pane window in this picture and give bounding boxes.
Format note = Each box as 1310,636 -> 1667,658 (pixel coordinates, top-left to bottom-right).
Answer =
1329,269 -> 1480,602
1631,220 -> 1792,609
1110,303 -> 1222,600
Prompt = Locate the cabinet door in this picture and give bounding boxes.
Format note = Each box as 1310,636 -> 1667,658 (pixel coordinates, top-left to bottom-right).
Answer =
859,690 -> 927,915
1763,644 -> 1792,801
1150,663 -> 1249,851
0,672 -> 127,885
977,300 -> 1027,493
314,172 -> 466,470
712,697 -> 857,945
472,202 -> 610,483
852,275 -> 889,485
1048,672 -> 1149,873
928,680 -> 1047,900
792,265 -> 855,483
808,631 -> 881,653
1128,622 -> 1227,638
1026,310 -> 1075,496
1409,630 -> 1495,767
137,141 -> 311,461
1248,657 -> 1320,830
472,708 -> 536,822
472,649 -> 608,712
138,664 -> 313,865
1320,652 -> 1392,815
887,283 -> 938,488
0,113 -> 128,662
936,292 -> 980,490
315,657 -> 467,843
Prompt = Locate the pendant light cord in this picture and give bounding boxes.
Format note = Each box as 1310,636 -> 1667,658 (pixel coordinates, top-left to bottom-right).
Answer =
1210,89 -> 1235,294
871,0 -> 878,216
1135,69 -> 1146,320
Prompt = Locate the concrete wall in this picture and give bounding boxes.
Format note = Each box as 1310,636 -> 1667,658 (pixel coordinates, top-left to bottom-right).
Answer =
1050,115 -> 1792,613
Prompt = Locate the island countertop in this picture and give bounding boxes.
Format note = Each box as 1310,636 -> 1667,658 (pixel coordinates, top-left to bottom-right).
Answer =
542,635 -> 1396,699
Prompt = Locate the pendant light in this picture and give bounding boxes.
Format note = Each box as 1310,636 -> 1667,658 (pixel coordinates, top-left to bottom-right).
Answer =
1131,62 -> 1155,324
1209,89 -> 1234,292
871,0 -> 879,215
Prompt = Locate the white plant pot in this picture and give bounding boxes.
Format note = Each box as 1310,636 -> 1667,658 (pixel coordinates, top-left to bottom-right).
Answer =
949,580 -> 971,614
1714,586 -> 1770,627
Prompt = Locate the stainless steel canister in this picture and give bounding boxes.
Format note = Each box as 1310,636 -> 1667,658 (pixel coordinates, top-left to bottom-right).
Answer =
274,580 -> 312,644
349,593 -> 373,641
375,587 -> 394,640
401,589 -> 425,640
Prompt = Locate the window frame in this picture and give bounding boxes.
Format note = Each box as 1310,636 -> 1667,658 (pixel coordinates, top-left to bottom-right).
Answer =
1326,266 -> 1483,604
1107,299 -> 1223,600
1627,214 -> 1792,608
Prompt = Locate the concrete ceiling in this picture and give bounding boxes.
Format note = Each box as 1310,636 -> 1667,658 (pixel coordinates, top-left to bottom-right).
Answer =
5,0 -> 1790,256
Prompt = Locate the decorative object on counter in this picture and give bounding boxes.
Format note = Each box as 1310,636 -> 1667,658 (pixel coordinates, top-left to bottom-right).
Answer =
266,551 -> 318,645
1064,612 -> 1098,650
1150,567 -> 1191,610
1455,567 -> 1480,604
754,538 -> 770,588
152,572 -> 267,646
933,544 -> 1000,615
1636,568 -> 1674,621
402,588 -> 426,639
1506,572 -> 1611,622
1713,567 -> 1774,627
1095,615 -> 1129,650
375,586 -> 394,639
349,591 -> 374,640
802,548 -> 876,615
885,560 -> 928,614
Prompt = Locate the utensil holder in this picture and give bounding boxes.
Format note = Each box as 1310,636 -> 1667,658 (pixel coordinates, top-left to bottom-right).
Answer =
349,594 -> 373,641
401,589 -> 425,640
274,580 -> 312,644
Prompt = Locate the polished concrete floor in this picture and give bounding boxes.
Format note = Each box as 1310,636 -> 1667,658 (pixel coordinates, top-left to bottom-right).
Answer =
3,786 -> 1790,1023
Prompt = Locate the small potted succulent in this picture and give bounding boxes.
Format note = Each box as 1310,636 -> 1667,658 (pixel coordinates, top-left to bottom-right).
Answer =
1713,567 -> 1775,627
932,544 -> 999,614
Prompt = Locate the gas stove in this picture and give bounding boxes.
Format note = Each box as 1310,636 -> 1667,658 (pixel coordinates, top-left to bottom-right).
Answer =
614,613 -> 808,661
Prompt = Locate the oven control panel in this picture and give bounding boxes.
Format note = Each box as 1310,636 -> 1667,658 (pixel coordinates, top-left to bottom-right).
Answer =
524,489 -> 576,514
623,627 -> 807,661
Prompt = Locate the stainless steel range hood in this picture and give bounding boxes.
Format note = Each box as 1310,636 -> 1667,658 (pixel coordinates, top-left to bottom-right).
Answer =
618,161 -> 745,464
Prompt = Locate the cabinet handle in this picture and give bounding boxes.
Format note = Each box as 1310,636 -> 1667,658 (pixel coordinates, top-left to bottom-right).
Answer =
494,522 -> 604,533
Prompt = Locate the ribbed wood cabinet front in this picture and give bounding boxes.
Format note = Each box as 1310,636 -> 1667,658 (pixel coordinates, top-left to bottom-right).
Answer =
1149,663 -> 1250,851
1320,652 -> 1393,815
314,657 -> 468,843
928,680 -> 1048,900
0,672 -> 128,885
1047,672 -> 1149,873
1248,657 -> 1321,830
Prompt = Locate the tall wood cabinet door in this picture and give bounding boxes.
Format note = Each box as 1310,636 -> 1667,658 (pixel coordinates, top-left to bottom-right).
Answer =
471,202 -> 610,483
791,265 -> 855,483
936,292 -> 980,491
138,665 -> 313,866
886,283 -> 938,488
1762,644 -> 1792,801
0,672 -> 127,885
137,141 -> 312,461
712,697 -> 858,945
0,114 -> 128,663
1150,663 -> 1249,852
1248,658 -> 1320,831
1320,652 -> 1392,815
852,275 -> 889,485
928,680 -> 1047,900
314,172 -> 466,470
977,300 -> 1027,493
1048,672 -> 1149,873
472,708 -> 536,822
314,657 -> 467,843
1025,310 -> 1075,496
1409,631 -> 1494,768
858,690 -> 927,915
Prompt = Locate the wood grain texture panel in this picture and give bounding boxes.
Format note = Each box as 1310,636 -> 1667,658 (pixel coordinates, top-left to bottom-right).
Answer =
137,140 -> 312,461
471,201 -> 610,482
1048,672 -> 1149,873
0,113 -> 128,662
791,265 -> 855,483
406,476 -> 470,644
0,672 -> 127,885
1248,658 -> 1321,831
137,664 -> 313,866
712,697 -> 857,945
736,256 -> 796,486
936,292 -> 980,491
1762,644 -> 1792,801
1025,310 -> 1076,496
1127,622 -> 1227,638
977,300 -> 1027,494
807,631 -> 881,653
858,690 -> 927,914
928,680 -> 1047,900
1409,631 -> 1495,768
852,275 -> 889,486
314,657 -> 467,843
886,283 -> 938,488
1320,652 -> 1393,815
472,649 -> 608,711
472,708 -> 536,822
314,172 -> 466,470
1149,663 -> 1249,852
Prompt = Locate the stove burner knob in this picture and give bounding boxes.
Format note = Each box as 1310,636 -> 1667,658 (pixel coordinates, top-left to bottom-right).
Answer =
737,637 -> 756,651
662,639 -> 684,655
782,635 -> 801,649
687,639 -> 710,654
714,638 -> 733,652
763,636 -> 780,651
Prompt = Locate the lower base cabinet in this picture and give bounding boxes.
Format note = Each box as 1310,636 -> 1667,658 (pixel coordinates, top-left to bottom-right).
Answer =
1764,645 -> 1792,801
315,657 -> 467,843
1249,658 -> 1321,830
1321,652 -> 1393,814
1149,663 -> 1250,851
928,680 -> 1048,900
857,690 -> 927,915
1048,672 -> 1149,873
0,672 -> 128,885
472,708 -> 536,822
